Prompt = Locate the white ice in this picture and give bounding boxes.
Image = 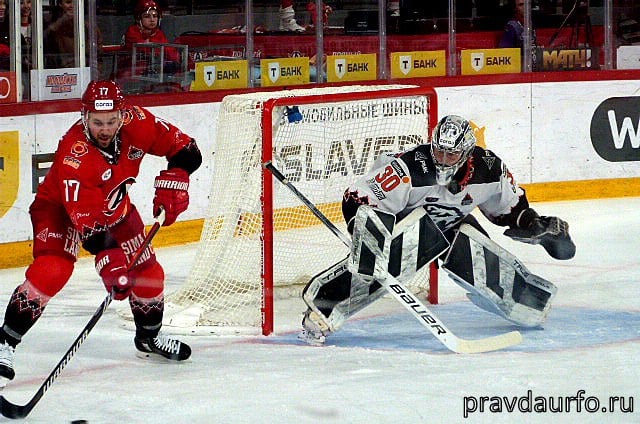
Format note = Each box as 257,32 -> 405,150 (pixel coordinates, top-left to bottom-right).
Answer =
0,197 -> 638,424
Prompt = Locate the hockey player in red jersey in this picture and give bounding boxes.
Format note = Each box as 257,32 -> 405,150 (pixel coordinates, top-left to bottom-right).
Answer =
0,80 -> 202,385
300,115 -> 576,345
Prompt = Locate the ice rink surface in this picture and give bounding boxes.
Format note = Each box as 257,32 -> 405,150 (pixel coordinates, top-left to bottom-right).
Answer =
0,197 -> 638,423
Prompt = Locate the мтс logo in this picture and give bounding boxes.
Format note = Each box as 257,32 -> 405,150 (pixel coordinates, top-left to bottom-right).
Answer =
591,97 -> 640,162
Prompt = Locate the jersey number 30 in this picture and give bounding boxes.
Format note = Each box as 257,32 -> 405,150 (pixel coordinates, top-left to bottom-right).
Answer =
375,165 -> 401,192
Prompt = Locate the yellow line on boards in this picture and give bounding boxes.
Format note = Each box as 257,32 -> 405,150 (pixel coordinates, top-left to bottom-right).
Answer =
0,177 -> 638,270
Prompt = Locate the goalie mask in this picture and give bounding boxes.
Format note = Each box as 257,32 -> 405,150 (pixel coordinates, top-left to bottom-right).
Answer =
430,115 -> 476,185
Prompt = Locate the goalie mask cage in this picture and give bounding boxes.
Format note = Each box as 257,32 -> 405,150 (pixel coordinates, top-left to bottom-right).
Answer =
165,84 -> 439,335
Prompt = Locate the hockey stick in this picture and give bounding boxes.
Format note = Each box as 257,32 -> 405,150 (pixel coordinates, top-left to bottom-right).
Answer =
0,209 -> 166,419
264,161 -> 522,353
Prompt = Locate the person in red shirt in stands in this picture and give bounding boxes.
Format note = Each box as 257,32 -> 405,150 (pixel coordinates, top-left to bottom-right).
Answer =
123,0 -> 170,49
279,0 -> 305,32
120,0 -> 179,84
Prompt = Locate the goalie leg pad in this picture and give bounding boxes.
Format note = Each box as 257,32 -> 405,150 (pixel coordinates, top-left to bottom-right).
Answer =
302,257 -> 386,332
443,224 -> 557,327
349,206 -> 449,282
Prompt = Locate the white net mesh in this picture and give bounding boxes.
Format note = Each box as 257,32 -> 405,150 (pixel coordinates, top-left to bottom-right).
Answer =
164,84 -> 437,334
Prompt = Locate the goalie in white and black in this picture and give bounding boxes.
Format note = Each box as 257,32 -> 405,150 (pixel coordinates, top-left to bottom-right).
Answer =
300,114 -> 575,345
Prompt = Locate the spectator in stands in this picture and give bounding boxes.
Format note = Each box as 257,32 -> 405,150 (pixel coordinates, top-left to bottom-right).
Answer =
279,1 -> 332,32
498,0 -> 537,49
44,0 -> 103,69
123,0 -> 171,49
279,0 -> 305,32
121,0 -> 179,77
20,0 -> 31,60
306,2 -> 332,28
20,0 -> 32,97
0,0 -> 34,97
0,0 -> 9,69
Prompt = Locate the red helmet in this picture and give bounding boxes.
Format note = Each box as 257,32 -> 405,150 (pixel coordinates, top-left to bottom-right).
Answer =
81,80 -> 125,113
134,0 -> 161,21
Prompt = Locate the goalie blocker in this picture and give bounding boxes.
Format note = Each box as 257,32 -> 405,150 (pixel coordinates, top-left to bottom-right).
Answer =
302,206 -> 449,333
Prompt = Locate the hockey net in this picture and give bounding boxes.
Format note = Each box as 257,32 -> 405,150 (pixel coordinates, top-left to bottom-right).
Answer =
164,84 -> 439,335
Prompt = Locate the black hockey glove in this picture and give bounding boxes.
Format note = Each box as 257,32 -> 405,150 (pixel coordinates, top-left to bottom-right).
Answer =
504,210 -> 576,260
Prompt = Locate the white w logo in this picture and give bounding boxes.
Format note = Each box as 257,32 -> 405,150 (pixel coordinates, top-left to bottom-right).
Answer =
608,110 -> 640,149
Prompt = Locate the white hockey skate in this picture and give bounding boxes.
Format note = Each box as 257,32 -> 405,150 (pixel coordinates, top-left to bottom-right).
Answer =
298,310 -> 330,346
279,6 -> 305,32
134,333 -> 191,362
0,341 -> 15,387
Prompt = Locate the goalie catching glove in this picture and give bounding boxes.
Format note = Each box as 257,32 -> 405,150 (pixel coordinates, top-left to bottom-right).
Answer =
95,248 -> 134,300
153,168 -> 190,226
504,208 -> 576,260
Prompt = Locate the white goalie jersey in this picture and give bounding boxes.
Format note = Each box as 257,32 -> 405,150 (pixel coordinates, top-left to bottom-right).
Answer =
343,144 -> 528,233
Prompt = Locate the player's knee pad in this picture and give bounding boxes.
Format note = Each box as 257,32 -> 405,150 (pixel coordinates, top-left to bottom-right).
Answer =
131,261 -> 164,299
25,254 -> 74,297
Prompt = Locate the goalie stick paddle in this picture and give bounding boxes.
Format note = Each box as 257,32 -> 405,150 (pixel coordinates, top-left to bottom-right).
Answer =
0,209 -> 166,419
264,161 -> 522,354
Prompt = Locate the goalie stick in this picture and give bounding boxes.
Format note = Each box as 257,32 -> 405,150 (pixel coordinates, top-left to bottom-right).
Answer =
0,209 -> 166,419
264,161 -> 522,354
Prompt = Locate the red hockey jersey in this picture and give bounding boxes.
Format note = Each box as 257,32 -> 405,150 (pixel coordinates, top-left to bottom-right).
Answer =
35,105 -> 192,237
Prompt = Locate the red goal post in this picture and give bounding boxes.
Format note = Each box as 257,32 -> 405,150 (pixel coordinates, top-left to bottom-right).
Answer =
260,87 -> 440,335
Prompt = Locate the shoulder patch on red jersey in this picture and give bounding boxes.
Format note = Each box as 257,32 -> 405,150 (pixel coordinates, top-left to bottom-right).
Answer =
63,156 -> 81,169
122,109 -> 134,125
127,145 -> 144,161
121,106 -> 147,125
70,140 -> 89,157
131,106 -> 147,120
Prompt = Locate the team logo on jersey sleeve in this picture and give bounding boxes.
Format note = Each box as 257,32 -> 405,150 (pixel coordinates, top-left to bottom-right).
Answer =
482,154 -> 495,169
127,145 -> 144,161
121,109 -> 134,125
